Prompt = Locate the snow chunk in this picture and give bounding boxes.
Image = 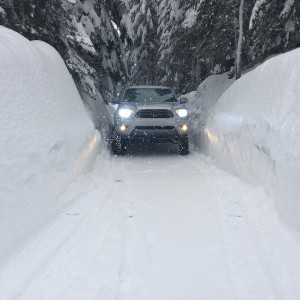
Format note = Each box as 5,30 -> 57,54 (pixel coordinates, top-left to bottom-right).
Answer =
249,0 -> 267,30
80,14 -> 95,36
0,6 -> 5,15
203,48 -> 300,230
0,27 -> 99,262
281,0 -> 295,16
69,17 -> 96,55
182,8 -> 198,28
121,13 -> 134,40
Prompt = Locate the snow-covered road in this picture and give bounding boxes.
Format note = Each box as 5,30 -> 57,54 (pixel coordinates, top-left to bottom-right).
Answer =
1,145 -> 300,300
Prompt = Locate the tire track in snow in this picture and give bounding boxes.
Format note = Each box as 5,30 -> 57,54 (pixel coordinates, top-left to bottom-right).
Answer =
9,152 -> 160,300
179,152 -> 277,300
111,150 -> 235,300
3,147 -> 298,299
0,154 -> 119,300
229,176 -> 300,300
111,157 -> 158,300
190,153 -> 300,300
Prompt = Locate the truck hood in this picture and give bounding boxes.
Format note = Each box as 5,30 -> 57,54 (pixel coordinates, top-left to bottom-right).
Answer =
119,102 -> 180,110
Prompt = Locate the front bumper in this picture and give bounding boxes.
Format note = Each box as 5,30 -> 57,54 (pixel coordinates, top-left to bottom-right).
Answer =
114,117 -> 189,141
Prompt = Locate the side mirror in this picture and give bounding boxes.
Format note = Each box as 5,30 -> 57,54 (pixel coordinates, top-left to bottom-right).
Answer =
110,96 -> 119,104
180,97 -> 188,104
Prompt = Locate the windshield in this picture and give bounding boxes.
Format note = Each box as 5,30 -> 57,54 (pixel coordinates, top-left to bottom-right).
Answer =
123,88 -> 177,103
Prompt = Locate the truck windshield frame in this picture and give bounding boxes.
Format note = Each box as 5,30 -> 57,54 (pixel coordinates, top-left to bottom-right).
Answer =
123,88 -> 177,103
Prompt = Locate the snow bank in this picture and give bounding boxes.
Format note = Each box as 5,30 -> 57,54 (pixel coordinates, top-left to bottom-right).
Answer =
0,27 -> 100,262
187,74 -> 234,148
203,49 -> 300,230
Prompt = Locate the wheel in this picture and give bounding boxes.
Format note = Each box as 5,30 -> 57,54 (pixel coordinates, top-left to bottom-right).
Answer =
111,128 -> 127,155
178,136 -> 189,155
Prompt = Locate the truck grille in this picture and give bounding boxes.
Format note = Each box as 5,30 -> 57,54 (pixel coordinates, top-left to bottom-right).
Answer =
135,126 -> 175,130
136,109 -> 173,119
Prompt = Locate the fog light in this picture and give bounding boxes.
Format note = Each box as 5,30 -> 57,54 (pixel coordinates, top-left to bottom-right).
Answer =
181,124 -> 188,132
120,125 -> 127,132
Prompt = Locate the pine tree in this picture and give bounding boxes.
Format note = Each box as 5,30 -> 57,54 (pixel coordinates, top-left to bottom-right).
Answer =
1,0 -> 299,98
0,0 -> 131,104
61,0 -> 129,101
164,0 -> 237,92
127,0 -> 160,85
249,0 -> 300,64
0,1 -> 8,26
157,0 -> 183,87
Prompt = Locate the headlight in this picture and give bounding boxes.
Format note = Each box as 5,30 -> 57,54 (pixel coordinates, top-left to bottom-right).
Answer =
176,109 -> 188,118
118,108 -> 134,118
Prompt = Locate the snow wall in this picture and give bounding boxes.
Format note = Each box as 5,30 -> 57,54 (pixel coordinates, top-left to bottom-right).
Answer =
187,74 -> 234,149
0,27 -> 101,262
202,49 -> 300,230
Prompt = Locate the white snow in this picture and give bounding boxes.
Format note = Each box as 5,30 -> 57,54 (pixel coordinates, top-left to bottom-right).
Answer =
1,23 -> 300,300
202,48 -> 300,230
281,0 -> 295,16
1,146 -> 300,299
70,16 -> 97,55
0,26 -> 100,262
0,6 -> 5,15
80,14 -> 95,36
187,73 -> 234,148
182,8 -> 198,28
121,13 -> 134,40
249,0 -> 267,30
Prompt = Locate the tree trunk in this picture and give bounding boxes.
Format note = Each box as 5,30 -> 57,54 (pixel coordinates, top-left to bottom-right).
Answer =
236,0 -> 245,79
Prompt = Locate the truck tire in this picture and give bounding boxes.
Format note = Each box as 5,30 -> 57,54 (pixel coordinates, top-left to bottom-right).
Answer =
178,137 -> 189,155
111,129 -> 127,155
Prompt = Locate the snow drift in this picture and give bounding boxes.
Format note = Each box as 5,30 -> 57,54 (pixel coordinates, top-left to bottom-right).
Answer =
202,49 -> 300,230
0,27 -> 100,262
187,74 -> 234,148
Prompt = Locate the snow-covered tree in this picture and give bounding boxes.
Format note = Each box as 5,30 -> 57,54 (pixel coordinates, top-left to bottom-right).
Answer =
1,0 -> 299,98
127,0 -> 160,85
163,0 -> 237,92
156,0 -> 183,86
0,0 -> 132,104
0,2 -> 7,26
249,0 -> 300,64
61,0 -> 130,101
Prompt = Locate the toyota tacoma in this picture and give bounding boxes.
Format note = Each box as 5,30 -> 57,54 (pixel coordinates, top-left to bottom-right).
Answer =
110,86 -> 189,155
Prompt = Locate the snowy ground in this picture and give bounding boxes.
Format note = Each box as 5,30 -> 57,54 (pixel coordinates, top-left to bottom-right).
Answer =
2,27 -> 300,300
1,145 -> 300,300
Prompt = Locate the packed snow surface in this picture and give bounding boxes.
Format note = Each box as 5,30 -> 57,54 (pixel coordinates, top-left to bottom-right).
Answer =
1,146 -> 300,299
0,27 -> 100,262
202,48 -> 300,230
